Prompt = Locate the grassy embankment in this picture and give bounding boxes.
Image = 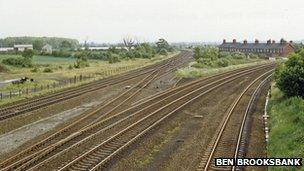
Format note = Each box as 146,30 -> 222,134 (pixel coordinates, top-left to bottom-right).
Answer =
176,58 -> 269,78
267,85 -> 304,171
0,52 -> 178,105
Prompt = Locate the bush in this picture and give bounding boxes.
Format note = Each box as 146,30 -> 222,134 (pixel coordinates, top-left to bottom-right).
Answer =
74,51 -> 90,68
0,63 -> 9,72
68,65 -> 73,70
159,48 -> 168,56
216,58 -> 229,67
43,67 -> 53,73
31,67 -> 39,72
2,57 -> 32,67
51,50 -> 73,57
275,52 -> 304,97
109,54 -> 120,64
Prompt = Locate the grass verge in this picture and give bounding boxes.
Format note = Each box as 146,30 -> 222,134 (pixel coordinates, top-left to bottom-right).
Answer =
0,52 -> 179,105
176,60 -> 271,78
267,85 -> 304,171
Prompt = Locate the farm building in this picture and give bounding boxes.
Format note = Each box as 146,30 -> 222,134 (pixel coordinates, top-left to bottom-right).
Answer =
219,39 -> 295,57
13,44 -> 33,52
42,44 -> 53,54
0,47 -> 14,52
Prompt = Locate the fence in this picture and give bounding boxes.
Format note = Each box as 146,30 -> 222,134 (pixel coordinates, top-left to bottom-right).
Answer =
0,65 -> 135,101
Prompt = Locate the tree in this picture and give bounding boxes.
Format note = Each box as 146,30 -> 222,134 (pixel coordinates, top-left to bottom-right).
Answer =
61,40 -> 72,50
108,54 -> 120,64
275,52 -> 304,97
156,38 -> 171,52
33,40 -> 44,50
123,36 -> 136,51
194,47 -> 202,61
194,46 -> 219,64
74,51 -> 89,68
22,49 -> 34,59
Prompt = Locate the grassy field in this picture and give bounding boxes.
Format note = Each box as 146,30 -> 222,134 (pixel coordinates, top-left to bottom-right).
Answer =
176,59 -> 270,78
0,53 -> 178,85
0,52 -> 178,104
267,85 -> 304,171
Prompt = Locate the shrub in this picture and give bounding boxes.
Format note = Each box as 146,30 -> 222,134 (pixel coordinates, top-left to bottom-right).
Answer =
159,48 -> 168,56
43,67 -> 53,73
68,65 -> 73,70
74,51 -> 90,68
31,67 -> 39,72
109,54 -> 120,64
0,63 -> 9,72
275,53 -> 304,97
2,57 -> 32,67
216,59 -> 229,67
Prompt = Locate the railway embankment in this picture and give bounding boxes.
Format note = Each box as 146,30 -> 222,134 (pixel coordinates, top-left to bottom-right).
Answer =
267,85 -> 304,171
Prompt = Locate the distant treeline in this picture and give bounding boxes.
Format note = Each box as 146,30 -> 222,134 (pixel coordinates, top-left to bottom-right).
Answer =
0,36 -> 79,50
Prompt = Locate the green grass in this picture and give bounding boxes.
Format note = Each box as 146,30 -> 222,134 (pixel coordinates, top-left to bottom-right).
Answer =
267,86 -> 304,171
176,60 -> 271,78
0,52 -> 179,105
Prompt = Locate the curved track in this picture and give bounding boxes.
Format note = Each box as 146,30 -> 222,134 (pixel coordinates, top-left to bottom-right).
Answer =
0,64 -> 274,171
197,70 -> 273,171
0,51 -> 192,121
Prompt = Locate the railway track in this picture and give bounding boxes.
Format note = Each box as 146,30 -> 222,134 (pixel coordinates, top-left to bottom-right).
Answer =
56,64 -> 274,171
197,70 -> 273,171
0,64 -> 274,170
0,51 -> 192,121
0,51 -> 191,170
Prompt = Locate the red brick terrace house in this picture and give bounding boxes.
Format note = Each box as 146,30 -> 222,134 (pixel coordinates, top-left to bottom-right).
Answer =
219,39 -> 295,57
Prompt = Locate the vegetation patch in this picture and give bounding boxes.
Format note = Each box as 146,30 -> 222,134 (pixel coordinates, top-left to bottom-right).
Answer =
267,86 -> 304,171
176,46 -> 265,78
176,60 -> 269,78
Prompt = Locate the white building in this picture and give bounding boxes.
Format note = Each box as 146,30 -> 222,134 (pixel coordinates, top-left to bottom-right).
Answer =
42,44 -> 52,54
14,44 -> 33,52
0,47 -> 14,52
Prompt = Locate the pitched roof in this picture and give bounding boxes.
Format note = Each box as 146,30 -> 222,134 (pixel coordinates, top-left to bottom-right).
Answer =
219,42 -> 293,50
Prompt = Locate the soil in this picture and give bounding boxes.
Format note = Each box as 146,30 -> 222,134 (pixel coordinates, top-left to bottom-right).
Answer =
109,70 -> 267,171
244,83 -> 269,171
0,53 -> 193,161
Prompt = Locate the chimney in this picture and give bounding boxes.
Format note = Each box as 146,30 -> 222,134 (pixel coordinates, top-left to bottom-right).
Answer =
280,38 -> 286,44
243,40 -> 247,44
223,39 -> 226,44
272,40 -> 276,44
255,39 -> 259,44
233,39 -> 236,43
289,40 -> 293,44
267,39 -> 271,45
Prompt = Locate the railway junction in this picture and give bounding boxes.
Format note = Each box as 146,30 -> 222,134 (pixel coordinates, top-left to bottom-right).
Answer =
0,51 -> 274,171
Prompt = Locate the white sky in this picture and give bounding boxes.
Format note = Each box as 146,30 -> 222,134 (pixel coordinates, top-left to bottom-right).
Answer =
0,0 -> 304,43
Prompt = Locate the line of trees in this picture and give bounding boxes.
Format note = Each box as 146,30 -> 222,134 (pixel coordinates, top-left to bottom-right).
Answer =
0,37 -> 79,50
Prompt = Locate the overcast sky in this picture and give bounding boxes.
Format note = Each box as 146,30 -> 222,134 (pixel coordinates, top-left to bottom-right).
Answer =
0,0 -> 304,43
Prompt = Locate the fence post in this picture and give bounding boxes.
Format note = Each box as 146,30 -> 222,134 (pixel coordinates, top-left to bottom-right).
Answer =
9,91 -> 12,98
0,92 -> 2,100
19,89 -> 21,96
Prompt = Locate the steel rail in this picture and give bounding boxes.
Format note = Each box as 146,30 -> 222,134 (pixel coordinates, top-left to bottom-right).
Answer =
199,70 -> 273,171
0,51 -> 191,121
231,74 -> 272,171
57,67 -> 274,171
